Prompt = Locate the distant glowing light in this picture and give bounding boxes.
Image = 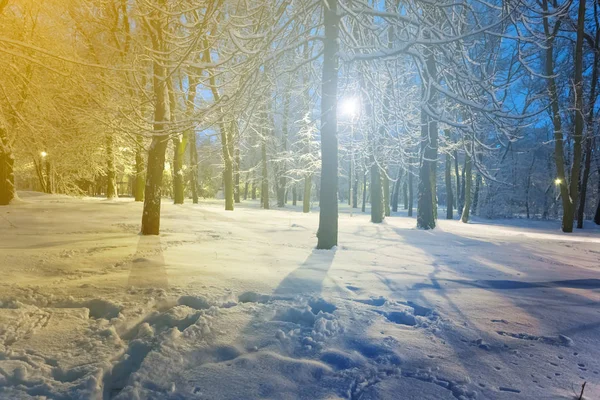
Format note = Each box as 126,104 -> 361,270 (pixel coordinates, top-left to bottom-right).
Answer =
164,162 -> 171,172
555,178 -> 561,185
40,151 -> 48,158
341,97 -> 359,118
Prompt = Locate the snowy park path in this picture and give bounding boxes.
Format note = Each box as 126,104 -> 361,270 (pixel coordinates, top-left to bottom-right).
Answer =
1,193 -> 599,399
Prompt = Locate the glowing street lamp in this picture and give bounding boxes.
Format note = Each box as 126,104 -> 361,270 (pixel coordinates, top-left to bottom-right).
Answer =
40,151 -> 48,158
341,97 -> 359,119
555,178 -> 562,185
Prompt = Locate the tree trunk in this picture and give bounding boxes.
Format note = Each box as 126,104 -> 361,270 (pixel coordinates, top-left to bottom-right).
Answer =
361,172 -> 367,213
445,152 -> 453,219
370,161 -> 384,223
454,149 -> 461,212
472,173 -> 481,217
391,169 -> 402,212
0,129 -> 15,206
303,175 -> 311,213
189,131 -> 199,204
106,132 -> 117,199
172,136 -> 185,204
316,0 -> 339,249
569,0 -> 586,230
408,161 -> 414,217
383,172 -> 390,217
576,4 -> 599,227
251,180 -> 257,200
141,9 -> 169,236
261,139 -> 269,209
234,131 -> 241,204
403,180 -> 408,210
277,84 -> 291,208
204,39 -> 234,211
461,148 -> 472,223
292,185 -> 297,206
595,165 -> 600,224
416,40 -> 438,229
541,0 -> 584,233
134,136 -> 145,202
244,174 -> 249,201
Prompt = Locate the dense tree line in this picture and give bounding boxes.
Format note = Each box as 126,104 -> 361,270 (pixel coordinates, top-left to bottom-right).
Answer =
1,0 -> 598,247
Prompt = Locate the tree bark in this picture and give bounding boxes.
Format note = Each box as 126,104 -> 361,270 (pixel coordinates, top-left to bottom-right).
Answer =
370,160 -> 384,223
134,135 -> 145,202
204,39 -> 234,211
0,127 -> 15,206
576,3 -> 599,228
445,152 -> 453,219
391,169 -> 402,212
292,185 -> 297,206
141,9 -> 169,235
362,172 -> 367,213
316,0 -> 339,249
383,172 -> 390,217
461,146 -> 472,223
261,138 -> 269,209
106,132 -> 117,199
408,160 -> 414,217
303,175 -> 311,213
189,131 -> 199,204
416,39 -> 438,229
454,149 -> 461,212
541,0 -> 584,232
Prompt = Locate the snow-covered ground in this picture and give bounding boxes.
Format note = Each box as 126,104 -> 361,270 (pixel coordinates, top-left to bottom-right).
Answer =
1,192 -> 599,400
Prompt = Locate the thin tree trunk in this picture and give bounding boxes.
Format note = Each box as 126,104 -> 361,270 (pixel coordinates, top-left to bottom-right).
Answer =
303,175 -> 311,213
383,172 -> 390,217
595,163 -> 600,224
0,130 -> 15,206
445,152 -> 453,219
361,172 -> 367,213
106,132 -> 117,199
408,160 -> 414,217
204,39 -> 234,211
577,3 -> 599,228
134,136 -> 145,202
261,139 -> 269,209
454,149 -> 461,211
234,128 -> 241,204
292,185 -> 297,206
569,0 -> 586,229
189,131 -> 199,204
391,169 -> 402,212
472,173 -> 481,217
370,160 -> 383,223
403,180 -> 408,210
316,0 -> 339,249
461,145 -> 472,223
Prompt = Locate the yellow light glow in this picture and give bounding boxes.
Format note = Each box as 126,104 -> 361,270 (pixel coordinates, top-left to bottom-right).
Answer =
555,178 -> 561,185
40,151 -> 48,158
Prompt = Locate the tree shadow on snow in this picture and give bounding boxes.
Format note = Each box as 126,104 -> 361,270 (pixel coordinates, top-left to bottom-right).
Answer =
385,225 -> 600,392
127,235 -> 168,289
273,248 -> 337,296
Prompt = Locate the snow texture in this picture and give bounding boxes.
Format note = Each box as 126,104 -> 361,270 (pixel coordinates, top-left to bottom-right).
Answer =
0,192 -> 599,399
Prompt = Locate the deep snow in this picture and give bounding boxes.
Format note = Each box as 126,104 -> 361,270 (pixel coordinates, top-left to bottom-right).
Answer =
1,192 -> 599,399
